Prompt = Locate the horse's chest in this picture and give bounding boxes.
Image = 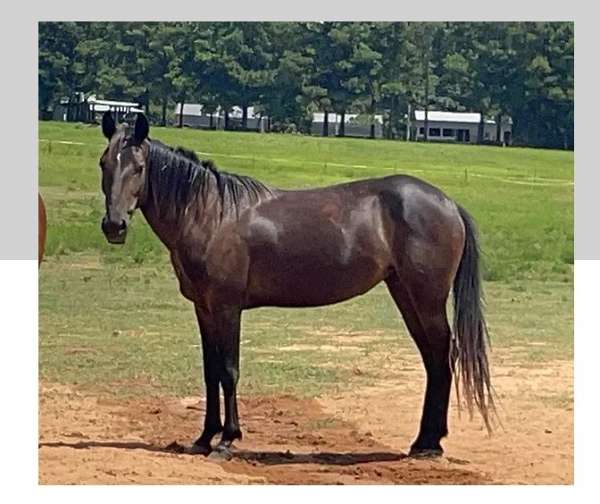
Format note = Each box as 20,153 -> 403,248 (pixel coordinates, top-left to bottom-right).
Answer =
170,240 -> 248,304
170,251 -> 199,301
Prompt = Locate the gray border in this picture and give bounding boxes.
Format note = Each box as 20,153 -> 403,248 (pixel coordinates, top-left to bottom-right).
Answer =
573,18 -> 596,260
0,13 -> 37,259
1,1 -> 591,259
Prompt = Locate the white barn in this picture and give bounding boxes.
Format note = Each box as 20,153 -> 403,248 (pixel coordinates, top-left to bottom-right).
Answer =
413,110 -> 512,145
311,112 -> 384,138
52,94 -> 144,123
86,97 -> 144,122
174,104 -> 268,131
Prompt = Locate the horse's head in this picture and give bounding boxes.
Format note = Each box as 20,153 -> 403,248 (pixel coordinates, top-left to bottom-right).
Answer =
99,111 -> 150,244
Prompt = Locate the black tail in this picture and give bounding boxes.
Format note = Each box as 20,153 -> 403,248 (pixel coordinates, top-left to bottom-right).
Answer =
452,205 -> 496,432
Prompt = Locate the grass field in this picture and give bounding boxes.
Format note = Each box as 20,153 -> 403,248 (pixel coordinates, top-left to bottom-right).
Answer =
38,120 -> 574,398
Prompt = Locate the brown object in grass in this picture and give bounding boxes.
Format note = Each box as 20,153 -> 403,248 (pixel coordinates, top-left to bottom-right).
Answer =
38,193 -> 47,266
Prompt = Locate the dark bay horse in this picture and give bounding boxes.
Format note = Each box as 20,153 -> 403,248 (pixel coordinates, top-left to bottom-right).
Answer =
98,112 -> 494,459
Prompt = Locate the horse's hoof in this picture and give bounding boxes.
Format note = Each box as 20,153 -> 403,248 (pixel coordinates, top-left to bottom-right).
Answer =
409,447 -> 444,459
207,445 -> 234,462
185,443 -> 212,456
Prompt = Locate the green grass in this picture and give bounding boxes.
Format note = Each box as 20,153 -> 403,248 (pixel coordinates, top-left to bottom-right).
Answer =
38,121 -> 574,398
39,121 -> 573,282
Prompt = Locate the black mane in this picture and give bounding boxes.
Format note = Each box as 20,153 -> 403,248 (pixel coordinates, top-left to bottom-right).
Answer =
173,146 -> 201,164
146,140 -> 273,222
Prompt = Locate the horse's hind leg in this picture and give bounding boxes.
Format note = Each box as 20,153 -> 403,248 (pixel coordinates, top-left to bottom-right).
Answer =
385,275 -> 453,457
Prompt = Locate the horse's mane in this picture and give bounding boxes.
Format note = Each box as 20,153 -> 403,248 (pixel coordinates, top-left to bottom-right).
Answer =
146,139 -> 273,222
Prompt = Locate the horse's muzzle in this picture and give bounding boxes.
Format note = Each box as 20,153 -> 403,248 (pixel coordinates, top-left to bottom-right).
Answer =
101,215 -> 128,244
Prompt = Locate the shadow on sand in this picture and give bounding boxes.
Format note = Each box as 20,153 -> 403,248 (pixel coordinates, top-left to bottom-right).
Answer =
39,440 -> 407,466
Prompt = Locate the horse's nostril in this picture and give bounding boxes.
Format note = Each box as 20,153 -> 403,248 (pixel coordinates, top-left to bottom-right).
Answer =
101,216 -> 127,236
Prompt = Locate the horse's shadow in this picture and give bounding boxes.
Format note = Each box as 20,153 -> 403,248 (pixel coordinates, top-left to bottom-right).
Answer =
39,440 -> 407,466
40,440 -> 165,453
233,449 -> 406,466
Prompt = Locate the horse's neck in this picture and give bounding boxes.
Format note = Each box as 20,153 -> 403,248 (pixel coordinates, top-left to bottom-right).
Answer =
139,187 -> 221,253
139,160 -> 272,252
139,201 -> 175,249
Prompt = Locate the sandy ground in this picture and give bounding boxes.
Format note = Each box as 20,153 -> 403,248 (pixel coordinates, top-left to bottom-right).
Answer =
38,358 -> 572,485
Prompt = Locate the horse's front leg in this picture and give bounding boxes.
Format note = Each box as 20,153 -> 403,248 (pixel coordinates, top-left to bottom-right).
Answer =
189,304 -> 224,455
210,306 -> 242,460
192,304 -> 243,459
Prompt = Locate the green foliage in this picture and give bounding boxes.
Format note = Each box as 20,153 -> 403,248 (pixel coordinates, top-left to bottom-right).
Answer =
39,22 -> 573,149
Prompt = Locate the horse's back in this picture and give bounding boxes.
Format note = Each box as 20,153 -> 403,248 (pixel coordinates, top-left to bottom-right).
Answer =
271,173 -> 464,247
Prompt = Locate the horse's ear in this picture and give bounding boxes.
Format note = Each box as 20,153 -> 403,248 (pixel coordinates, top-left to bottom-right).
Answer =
102,111 -> 116,140
134,113 -> 149,143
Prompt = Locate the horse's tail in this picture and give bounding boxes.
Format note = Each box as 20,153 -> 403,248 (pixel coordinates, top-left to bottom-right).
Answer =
452,205 -> 496,432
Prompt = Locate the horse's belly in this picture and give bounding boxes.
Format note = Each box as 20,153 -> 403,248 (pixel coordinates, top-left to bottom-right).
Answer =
246,253 -> 388,308
243,197 -> 392,307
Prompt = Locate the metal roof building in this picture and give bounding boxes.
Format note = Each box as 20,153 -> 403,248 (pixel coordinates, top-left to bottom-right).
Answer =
413,110 -> 512,144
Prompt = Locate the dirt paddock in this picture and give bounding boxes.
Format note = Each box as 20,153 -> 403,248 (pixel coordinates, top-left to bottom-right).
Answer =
39,358 -> 572,485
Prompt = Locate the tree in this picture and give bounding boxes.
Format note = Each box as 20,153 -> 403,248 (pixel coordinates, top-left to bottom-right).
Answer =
38,22 -> 84,118
346,23 -> 384,139
173,24 -> 203,127
408,22 -> 443,141
512,22 -> 574,148
227,23 -> 273,129
375,22 -> 417,140
302,22 -> 367,137
145,23 -> 179,125
326,22 -> 365,137
38,21 -> 573,149
302,22 -> 336,136
434,22 -> 517,144
257,23 -> 317,132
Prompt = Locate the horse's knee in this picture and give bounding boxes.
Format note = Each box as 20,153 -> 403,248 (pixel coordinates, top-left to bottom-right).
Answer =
221,364 -> 239,392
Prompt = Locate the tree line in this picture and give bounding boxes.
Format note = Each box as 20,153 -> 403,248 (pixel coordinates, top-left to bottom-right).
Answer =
39,21 -> 574,149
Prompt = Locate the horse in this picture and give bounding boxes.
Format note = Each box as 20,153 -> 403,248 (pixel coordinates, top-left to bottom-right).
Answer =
98,111 -> 494,460
39,193 -> 47,266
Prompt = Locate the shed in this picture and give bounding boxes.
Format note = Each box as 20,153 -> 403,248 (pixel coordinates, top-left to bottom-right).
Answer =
174,104 -> 268,131
311,112 -> 384,138
52,94 -> 143,123
413,110 -> 512,145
